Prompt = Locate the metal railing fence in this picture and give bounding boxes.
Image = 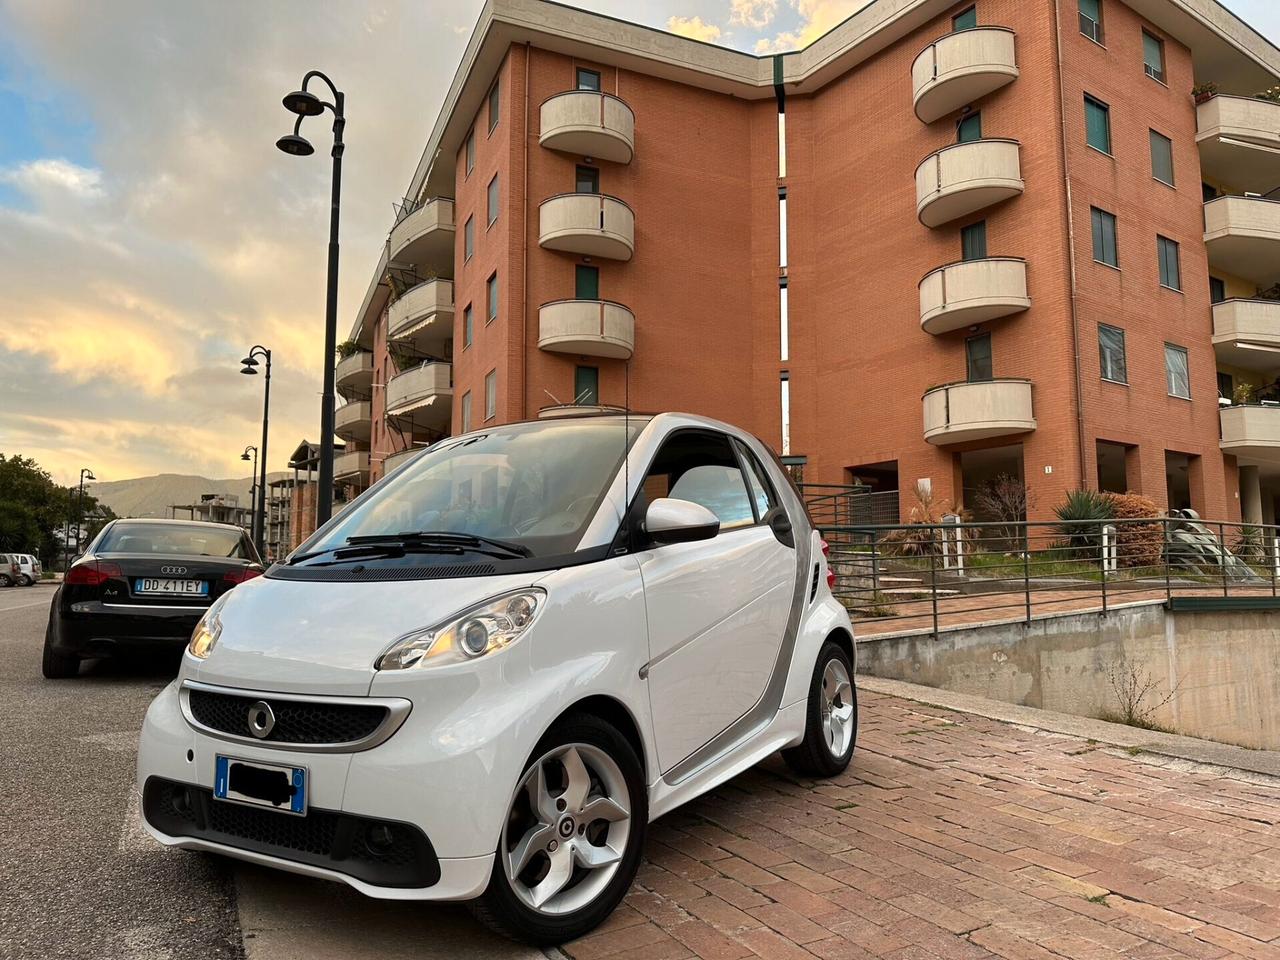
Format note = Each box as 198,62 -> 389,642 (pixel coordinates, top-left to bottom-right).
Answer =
819,515 -> 1279,636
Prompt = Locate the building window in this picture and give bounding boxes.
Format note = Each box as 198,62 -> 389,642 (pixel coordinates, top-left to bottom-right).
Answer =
957,112 -> 982,143
1090,207 -> 1118,267
1218,371 -> 1234,402
966,333 -> 993,382
487,174 -> 499,226
1085,95 -> 1111,154
1079,0 -> 1103,43
574,365 -> 599,405
575,264 -> 599,300
1165,344 -> 1190,398
961,221 -> 987,261
1203,182 -> 1219,203
1098,324 -> 1127,383
1157,235 -> 1181,290
465,128 -> 475,176
464,215 -> 474,261
487,272 -> 498,322
461,391 -> 472,432
487,79 -> 500,133
484,369 -> 497,420
952,6 -> 977,31
463,304 -> 473,348
576,68 -> 601,91
1142,30 -> 1165,83
575,165 -> 599,194
1210,277 -> 1227,304
1150,130 -> 1174,185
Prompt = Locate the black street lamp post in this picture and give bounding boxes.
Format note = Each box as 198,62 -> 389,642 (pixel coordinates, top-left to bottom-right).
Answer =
240,347 -> 271,559
241,445 -> 259,546
75,467 -> 95,560
277,70 -> 344,527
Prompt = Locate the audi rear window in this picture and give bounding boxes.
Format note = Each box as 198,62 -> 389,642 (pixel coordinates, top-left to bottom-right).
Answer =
98,523 -> 250,558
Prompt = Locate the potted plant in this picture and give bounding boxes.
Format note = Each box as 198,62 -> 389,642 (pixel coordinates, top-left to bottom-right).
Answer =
1192,81 -> 1218,104
1233,382 -> 1258,406
1256,85 -> 1280,103
335,339 -> 361,360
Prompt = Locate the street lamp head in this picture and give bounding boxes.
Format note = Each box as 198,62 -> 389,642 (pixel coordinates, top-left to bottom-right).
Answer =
276,133 -> 315,156
283,89 -> 325,117
241,355 -> 260,367
82,469 -> 96,481
241,452 -> 251,461
240,365 -> 258,375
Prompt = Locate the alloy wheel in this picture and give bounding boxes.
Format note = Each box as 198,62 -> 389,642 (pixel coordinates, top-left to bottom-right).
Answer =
500,742 -> 631,916
821,658 -> 855,757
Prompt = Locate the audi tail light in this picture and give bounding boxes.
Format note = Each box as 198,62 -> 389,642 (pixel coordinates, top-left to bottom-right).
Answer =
223,568 -> 263,585
65,560 -> 123,586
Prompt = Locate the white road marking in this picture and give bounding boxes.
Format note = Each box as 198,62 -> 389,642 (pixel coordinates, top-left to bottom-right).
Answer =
0,598 -> 52,614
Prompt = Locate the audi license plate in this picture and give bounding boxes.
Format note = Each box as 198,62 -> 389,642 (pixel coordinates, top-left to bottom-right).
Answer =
214,755 -> 307,815
135,578 -> 208,596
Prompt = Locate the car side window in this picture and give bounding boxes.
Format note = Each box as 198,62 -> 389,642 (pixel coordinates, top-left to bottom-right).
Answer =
641,430 -> 756,531
734,439 -> 778,520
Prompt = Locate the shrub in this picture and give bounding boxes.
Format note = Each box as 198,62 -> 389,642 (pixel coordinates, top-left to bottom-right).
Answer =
972,474 -> 1033,552
881,481 -> 967,557
1233,525 -> 1266,564
1103,493 -> 1162,568
1054,489 -> 1113,557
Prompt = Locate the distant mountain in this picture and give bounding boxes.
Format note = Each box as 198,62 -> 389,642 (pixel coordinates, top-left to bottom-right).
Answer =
88,472 -> 288,519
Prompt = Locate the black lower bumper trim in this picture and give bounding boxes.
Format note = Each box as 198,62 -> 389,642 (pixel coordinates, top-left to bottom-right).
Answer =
142,777 -> 440,889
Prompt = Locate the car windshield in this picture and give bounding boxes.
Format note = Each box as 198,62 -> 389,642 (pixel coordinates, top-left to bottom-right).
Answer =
98,523 -> 250,558
298,417 -> 645,562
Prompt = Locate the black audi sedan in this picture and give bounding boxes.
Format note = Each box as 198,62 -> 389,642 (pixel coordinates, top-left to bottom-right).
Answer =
43,519 -> 264,678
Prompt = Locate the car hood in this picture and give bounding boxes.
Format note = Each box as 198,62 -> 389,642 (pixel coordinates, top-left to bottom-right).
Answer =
185,571 -> 546,696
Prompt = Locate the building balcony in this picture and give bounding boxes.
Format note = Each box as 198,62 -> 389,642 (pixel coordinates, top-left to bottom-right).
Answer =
911,27 -> 1019,124
335,350 -> 373,396
916,139 -> 1023,228
1196,95 -> 1280,189
334,400 -> 371,443
388,197 -> 455,278
922,379 -> 1035,445
919,258 -> 1030,335
538,299 -> 635,359
382,447 -> 423,476
538,194 -> 634,261
1213,299 -> 1280,371
540,91 -> 635,164
1204,195 -> 1280,287
333,450 -> 370,483
386,361 -> 452,433
1220,404 -> 1280,466
387,279 -> 454,356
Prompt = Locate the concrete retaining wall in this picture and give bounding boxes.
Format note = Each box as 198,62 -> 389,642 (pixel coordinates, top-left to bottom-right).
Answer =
856,602 -> 1280,750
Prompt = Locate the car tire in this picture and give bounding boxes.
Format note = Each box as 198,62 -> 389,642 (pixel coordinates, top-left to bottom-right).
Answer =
0,575 -> 11,587
41,613 -> 79,679
782,639 -> 857,778
470,713 -> 647,946
19,575 -> 32,586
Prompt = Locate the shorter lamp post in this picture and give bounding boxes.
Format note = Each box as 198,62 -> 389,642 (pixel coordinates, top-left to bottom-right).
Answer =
240,347 -> 271,559
72,467 -> 95,564
241,445 -> 258,545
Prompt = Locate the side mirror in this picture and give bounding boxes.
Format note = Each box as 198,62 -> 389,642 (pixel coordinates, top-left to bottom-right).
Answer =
645,498 -> 720,545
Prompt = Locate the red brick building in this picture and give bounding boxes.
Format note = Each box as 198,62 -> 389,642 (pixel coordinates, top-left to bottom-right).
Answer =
336,0 -> 1280,524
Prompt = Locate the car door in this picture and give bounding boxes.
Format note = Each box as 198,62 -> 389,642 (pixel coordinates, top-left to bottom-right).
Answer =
636,429 -> 797,774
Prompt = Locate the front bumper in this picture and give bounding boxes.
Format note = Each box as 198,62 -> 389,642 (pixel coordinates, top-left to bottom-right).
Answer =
136,678 -> 504,900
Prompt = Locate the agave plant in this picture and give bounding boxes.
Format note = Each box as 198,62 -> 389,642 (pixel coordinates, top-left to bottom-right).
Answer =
1054,489 -> 1114,558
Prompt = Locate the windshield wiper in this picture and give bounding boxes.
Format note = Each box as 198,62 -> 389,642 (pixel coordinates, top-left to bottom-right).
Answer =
290,530 -> 531,565
346,531 -> 532,558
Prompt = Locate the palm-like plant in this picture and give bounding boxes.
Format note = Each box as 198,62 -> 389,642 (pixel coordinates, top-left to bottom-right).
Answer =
1054,489 -> 1114,557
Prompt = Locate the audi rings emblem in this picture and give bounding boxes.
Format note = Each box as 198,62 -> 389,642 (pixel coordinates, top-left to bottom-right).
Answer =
246,701 -> 276,739
160,565 -> 187,576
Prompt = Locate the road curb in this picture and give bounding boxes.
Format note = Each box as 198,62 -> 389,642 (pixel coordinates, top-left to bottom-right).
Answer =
858,675 -> 1280,780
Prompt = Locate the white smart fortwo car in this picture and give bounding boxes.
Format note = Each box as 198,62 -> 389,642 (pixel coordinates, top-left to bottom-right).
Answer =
137,412 -> 856,944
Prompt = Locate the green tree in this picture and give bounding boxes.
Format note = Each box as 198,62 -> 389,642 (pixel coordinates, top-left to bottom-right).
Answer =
0,454 -> 115,565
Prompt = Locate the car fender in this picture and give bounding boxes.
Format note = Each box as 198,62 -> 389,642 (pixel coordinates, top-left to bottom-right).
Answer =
780,531 -> 856,711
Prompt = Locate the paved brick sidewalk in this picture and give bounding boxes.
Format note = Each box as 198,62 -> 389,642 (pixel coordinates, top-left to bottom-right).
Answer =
562,692 -> 1280,960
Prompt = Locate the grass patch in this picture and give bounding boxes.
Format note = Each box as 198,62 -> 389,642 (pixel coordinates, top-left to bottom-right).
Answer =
836,802 -> 858,811
1097,710 -> 1177,735
1086,894 -> 1110,906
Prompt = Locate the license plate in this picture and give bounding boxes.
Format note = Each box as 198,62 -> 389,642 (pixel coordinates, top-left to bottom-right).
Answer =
214,756 -> 307,815
135,578 -> 208,596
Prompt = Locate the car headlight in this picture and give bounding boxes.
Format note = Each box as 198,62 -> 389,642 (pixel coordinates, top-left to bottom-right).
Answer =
376,588 -> 545,670
187,595 -> 229,660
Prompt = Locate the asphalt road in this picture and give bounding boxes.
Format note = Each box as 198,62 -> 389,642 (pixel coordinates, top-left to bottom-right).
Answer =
0,586 -> 241,960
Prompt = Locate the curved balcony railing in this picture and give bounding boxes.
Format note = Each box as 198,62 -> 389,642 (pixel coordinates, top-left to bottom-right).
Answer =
538,193 -> 634,260
539,91 -> 635,164
388,197 -> 455,277
538,299 -> 635,359
922,378 -> 1035,445
1204,195 -> 1280,287
388,279 -> 454,355
911,27 -> 1019,124
333,450 -> 370,482
1196,95 -> 1280,188
335,350 -> 373,396
919,257 -> 1030,335
1220,404 -> 1280,466
334,400 -> 371,442
916,139 -> 1023,228
1212,299 -> 1280,371
386,361 -> 452,431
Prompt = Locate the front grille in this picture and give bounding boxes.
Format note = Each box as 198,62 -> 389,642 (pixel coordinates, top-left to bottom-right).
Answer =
188,688 -> 387,745
143,777 -> 440,888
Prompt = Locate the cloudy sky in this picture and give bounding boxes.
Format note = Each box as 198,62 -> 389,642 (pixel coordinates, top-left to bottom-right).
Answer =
2,0 -> 1278,485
